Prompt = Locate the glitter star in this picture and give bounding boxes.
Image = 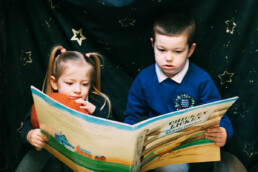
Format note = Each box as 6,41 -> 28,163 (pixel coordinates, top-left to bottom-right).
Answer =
71,28 -> 86,46
49,0 -> 56,9
225,19 -> 237,34
17,122 -> 23,133
20,50 -> 32,66
118,18 -> 136,27
243,143 -> 258,158
233,103 -> 248,118
218,71 -> 234,85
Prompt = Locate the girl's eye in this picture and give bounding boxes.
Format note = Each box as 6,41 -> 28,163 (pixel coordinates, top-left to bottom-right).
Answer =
175,51 -> 183,53
83,83 -> 90,87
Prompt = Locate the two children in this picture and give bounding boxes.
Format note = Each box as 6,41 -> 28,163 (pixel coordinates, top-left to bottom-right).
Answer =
17,8 -> 234,172
124,8 -> 233,171
16,45 -> 111,171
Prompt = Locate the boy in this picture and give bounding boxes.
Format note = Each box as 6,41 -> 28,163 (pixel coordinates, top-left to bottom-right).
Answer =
124,8 -> 233,171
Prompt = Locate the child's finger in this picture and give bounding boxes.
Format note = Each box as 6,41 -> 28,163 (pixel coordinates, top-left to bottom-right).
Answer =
205,132 -> 222,138
40,133 -> 49,142
205,135 -> 221,141
35,147 -> 41,151
80,104 -> 88,109
75,98 -> 85,104
30,133 -> 48,145
31,139 -> 45,149
205,129 -> 226,147
206,127 -> 221,133
34,142 -> 45,150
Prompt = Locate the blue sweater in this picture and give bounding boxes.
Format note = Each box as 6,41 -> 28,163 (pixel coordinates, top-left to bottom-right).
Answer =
124,63 -> 233,142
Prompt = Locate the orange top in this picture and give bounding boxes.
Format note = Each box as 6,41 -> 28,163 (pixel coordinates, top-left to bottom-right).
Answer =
31,93 -> 89,128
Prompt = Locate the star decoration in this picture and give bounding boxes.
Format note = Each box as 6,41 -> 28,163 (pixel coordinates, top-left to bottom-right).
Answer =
20,50 -> 32,66
233,103 -> 248,118
49,0 -> 56,9
44,17 -> 53,28
118,18 -> 136,27
225,56 -> 230,63
225,19 -> 237,34
250,68 -> 256,73
243,143 -> 258,158
218,71 -> 234,85
71,28 -> 87,46
17,122 -> 23,133
223,41 -> 230,47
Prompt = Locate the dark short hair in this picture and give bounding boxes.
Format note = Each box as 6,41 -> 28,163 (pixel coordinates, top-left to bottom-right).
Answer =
153,8 -> 196,47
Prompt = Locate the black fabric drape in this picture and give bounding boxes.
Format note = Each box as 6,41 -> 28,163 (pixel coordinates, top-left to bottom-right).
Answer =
1,0 -> 257,171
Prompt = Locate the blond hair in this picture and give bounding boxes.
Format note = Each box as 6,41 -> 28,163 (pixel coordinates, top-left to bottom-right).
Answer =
42,45 -> 111,115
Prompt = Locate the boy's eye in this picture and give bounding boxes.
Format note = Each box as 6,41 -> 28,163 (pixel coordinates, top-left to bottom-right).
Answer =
65,82 -> 73,85
157,48 -> 166,52
175,51 -> 183,53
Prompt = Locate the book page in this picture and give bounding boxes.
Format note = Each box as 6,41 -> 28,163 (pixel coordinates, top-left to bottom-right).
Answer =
131,97 -> 238,171
32,86 -> 137,172
31,86 -> 238,172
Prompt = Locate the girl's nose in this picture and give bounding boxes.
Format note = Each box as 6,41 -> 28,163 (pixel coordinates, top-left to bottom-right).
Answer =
74,84 -> 81,93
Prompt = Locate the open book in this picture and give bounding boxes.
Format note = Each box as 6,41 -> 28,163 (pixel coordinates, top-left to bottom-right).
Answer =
31,86 -> 238,172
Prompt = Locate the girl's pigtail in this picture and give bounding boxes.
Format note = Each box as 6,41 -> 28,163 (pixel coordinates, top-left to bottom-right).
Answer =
87,53 -> 111,116
87,53 -> 101,91
42,45 -> 64,94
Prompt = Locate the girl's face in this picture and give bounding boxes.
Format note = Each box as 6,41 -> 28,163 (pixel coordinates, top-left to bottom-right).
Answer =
50,62 -> 91,100
152,32 -> 195,78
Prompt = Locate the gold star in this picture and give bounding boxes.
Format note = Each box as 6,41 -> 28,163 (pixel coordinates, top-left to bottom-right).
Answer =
17,122 -> 23,133
118,18 -> 136,27
243,143 -> 258,158
225,19 -> 237,34
71,28 -> 86,46
218,71 -> 234,85
20,50 -> 32,66
49,0 -> 56,9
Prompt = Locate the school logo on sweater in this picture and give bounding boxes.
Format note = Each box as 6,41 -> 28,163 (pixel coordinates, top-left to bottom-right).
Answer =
175,94 -> 195,110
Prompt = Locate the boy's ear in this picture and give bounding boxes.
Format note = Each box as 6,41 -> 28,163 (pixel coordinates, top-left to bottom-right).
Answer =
150,37 -> 154,47
187,43 -> 196,58
50,76 -> 58,91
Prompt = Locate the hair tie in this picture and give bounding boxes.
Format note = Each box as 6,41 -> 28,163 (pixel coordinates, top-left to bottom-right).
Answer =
85,53 -> 90,58
61,48 -> 66,54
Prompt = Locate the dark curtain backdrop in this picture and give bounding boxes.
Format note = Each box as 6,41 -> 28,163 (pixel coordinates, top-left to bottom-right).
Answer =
1,0 -> 257,171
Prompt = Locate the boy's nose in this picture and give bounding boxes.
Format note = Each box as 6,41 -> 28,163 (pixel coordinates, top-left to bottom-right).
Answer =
166,53 -> 173,61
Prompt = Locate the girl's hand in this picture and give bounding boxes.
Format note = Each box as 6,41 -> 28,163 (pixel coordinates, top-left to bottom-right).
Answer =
205,126 -> 227,147
27,129 -> 49,150
75,99 -> 96,114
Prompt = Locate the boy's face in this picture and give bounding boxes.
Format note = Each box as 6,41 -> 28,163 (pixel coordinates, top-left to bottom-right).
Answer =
50,62 -> 91,100
152,32 -> 195,78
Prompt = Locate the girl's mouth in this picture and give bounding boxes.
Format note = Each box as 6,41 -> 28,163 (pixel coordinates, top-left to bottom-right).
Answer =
70,96 -> 81,100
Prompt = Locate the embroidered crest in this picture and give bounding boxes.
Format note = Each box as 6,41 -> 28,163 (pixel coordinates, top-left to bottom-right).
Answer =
175,94 -> 195,110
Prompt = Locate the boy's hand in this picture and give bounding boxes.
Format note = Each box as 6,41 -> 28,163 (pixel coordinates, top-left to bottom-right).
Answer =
75,99 -> 96,114
27,129 -> 49,150
205,126 -> 227,147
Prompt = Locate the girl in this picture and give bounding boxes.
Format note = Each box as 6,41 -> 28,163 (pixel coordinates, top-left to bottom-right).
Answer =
16,45 -> 111,172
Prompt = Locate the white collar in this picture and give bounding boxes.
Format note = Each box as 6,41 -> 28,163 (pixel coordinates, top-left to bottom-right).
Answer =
155,59 -> 189,84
